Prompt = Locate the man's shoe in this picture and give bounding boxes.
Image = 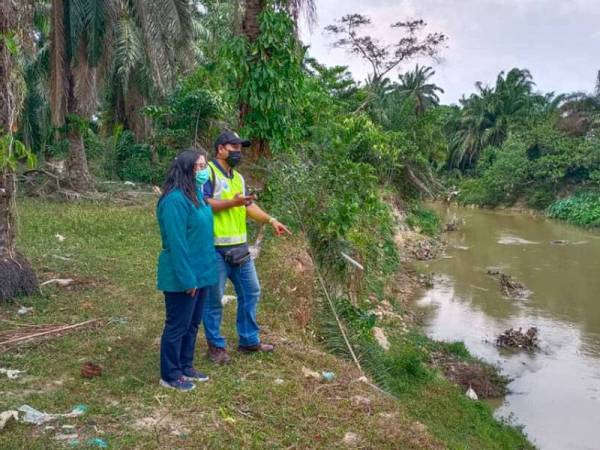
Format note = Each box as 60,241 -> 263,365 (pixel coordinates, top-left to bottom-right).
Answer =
182,368 -> 209,382
207,344 -> 231,365
237,343 -> 274,353
159,376 -> 195,392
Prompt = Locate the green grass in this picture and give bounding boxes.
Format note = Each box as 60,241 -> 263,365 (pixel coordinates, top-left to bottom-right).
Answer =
0,198 -> 533,449
406,204 -> 442,236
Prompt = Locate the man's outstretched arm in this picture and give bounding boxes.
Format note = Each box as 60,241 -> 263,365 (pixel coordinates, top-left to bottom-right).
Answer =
246,203 -> 292,236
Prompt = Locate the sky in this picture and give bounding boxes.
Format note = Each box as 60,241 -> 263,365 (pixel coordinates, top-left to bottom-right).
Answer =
299,0 -> 600,104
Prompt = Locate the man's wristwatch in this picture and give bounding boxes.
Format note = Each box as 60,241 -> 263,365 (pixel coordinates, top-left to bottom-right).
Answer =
268,216 -> 277,225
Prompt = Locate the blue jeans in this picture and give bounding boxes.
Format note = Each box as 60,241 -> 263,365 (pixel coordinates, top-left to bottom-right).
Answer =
203,248 -> 261,348
160,288 -> 207,382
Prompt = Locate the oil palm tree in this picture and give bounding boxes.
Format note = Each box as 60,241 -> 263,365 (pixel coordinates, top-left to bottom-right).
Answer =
50,0 -> 113,191
105,0 -> 195,141
0,0 -> 39,300
448,68 -> 536,169
50,0 -> 196,190
397,64 -> 444,115
557,73 -> 600,136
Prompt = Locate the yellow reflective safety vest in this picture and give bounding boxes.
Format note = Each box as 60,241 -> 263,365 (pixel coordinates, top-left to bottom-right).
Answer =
208,160 -> 247,247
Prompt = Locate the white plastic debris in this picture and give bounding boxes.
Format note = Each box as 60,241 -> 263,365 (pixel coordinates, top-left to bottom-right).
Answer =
466,386 -> 479,400
55,234 -> 66,242
54,433 -> 79,442
0,411 -> 18,430
40,278 -> 74,287
221,295 -> 236,306
0,368 -> 25,380
274,378 -> 284,385
18,405 -> 52,425
18,404 -> 87,425
342,431 -> 360,446
340,252 -> 364,271
372,327 -> 390,351
124,181 -> 136,187
17,306 -> 33,315
301,367 -> 321,380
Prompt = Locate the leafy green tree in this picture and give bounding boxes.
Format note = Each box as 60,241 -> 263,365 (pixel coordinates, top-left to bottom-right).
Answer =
221,6 -> 307,155
235,0 -> 315,156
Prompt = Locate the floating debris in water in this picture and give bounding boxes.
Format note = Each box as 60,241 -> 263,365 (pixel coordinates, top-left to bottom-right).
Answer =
496,327 -> 539,350
486,269 -> 530,299
443,216 -> 464,232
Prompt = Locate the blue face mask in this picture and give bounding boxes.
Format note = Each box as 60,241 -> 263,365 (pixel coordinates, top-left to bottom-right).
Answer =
195,167 -> 210,186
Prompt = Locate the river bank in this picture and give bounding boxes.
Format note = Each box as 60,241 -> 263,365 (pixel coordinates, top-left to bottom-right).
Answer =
0,197 -> 533,448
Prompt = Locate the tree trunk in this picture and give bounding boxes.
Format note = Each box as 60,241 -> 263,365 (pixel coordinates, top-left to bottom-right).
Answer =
0,1 -> 39,301
65,127 -> 93,191
50,3 -> 95,192
0,171 -> 38,300
242,0 -> 265,42
241,0 -> 267,159
64,46 -> 94,192
124,83 -> 152,142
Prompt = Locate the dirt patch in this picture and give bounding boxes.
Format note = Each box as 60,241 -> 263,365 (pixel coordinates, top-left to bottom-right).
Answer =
395,229 -> 446,261
257,234 -> 316,331
132,409 -> 190,438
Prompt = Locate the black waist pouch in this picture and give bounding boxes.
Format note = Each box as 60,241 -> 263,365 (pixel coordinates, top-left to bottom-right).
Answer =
221,244 -> 251,266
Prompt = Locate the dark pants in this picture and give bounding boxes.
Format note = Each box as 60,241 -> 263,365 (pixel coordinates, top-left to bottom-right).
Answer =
160,288 -> 207,382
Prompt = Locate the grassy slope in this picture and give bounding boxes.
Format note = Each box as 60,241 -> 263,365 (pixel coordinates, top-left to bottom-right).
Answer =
0,198 -> 532,449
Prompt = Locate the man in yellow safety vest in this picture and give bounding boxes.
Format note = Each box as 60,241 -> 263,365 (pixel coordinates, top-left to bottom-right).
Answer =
202,130 -> 291,364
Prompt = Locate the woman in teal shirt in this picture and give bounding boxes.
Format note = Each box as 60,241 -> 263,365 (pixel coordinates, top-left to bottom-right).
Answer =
157,148 -> 217,391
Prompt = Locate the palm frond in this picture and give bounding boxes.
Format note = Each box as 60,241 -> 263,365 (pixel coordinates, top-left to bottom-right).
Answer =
114,13 -> 144,92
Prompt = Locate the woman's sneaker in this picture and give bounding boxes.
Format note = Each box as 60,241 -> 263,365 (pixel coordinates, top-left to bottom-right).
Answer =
160,376 -> 195,392
182,368 -> 209,382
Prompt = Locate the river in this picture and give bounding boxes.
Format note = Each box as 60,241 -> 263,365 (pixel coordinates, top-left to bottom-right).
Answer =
414,205 -> 600,450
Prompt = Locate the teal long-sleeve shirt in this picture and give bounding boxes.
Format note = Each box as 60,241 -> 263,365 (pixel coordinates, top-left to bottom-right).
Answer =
156,188 -> 218,292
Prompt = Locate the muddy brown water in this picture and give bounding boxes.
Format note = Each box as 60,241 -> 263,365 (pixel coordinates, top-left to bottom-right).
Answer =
414,204 -> 600,450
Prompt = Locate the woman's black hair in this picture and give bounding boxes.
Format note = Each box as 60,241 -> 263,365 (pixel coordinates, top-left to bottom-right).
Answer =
159,148 -> 207,207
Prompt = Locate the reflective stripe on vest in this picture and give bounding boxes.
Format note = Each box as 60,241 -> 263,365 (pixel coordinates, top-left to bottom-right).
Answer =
208,161 -> 247,246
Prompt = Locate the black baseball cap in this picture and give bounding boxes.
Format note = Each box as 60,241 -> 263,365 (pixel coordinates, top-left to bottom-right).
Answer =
214,130 -> 251,150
